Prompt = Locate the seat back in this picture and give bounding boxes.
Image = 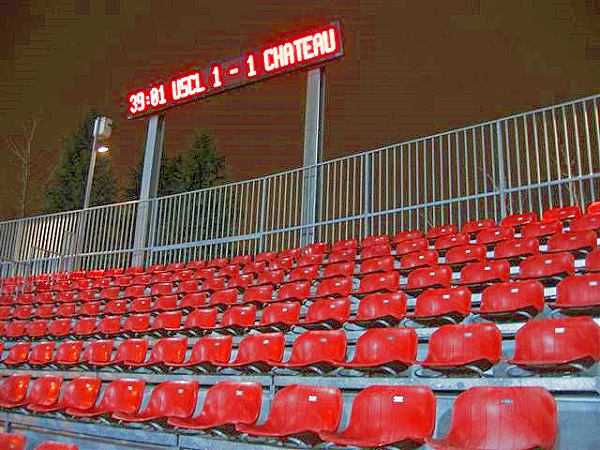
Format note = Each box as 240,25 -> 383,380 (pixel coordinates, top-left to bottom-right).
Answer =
475,226 -> 514,245
493,238 -> 539,260
73,318 -> 96,336
415,286 -> 471,317
277,281 -> 311,301
518,253 -> 575,278
543,205 -> 581,222
585,249 -> 600,272
547,231 -> 597,253
355,292 -> 407,321
296,255 -> 324,269
351,328 -> 417,364
199,381 -> 262,425
305,297 -> 351,324
0,374 -> 30,405
221,304 -> 257,327
434,232 -> 470,251
426,224 -> 458,240
153,310 -> 183,331
459,260 -> 510,284
328,249 -> 357,264
511,317 -> 600,364
34,441 -> 80,450
96,378 -> 146,415
148,338 -> 188,364
29,341 -> 55,365
82,340 -> 114,364
314,276 -> 353,298
209,288 -> 238,307
234,332 -> 285,364
400,250 -> 438,270
130,297 -> 152,313
480,280 -> 545,314
54,341 -> 83,364
48,318 -> 72,337
360,243 -> 392,260
242,285 -> 274,304
361,234 -> 390,248
228,274 -> 255,289
26,376 -> 63,408
288,265 -> 320,281
357,271 -> 399,294
79,301 -> 101,316
287,330 -> 346,364
323,262 -> 355,278
331,239 -> 359,252
438,387 -> 557,449
522,220 -> 561,239
61,377 -> 102,410
5,342 -> 31,364
259,301 -> 301,326
151,282 -> 173,296
154,295 -> 178,311
27,320 -> 48,338
96,316 -> 122,335
184,307 -> 218,328
140,381 -> 199,419
570,213 -> 600,233
188,335 -> 233,364
0,432 -> 25,450
256,269 -> 285,286
445,245 -> 487,265
123,314 -> 151,333
115,339 -> 148,364
261,385 -> 342,435
406,266 -> 452,289
179,292 -> 207,309
500,212 -> 537,228
556,274 -> 600,308
462,218 -> 496,234
424,322 -> 502,366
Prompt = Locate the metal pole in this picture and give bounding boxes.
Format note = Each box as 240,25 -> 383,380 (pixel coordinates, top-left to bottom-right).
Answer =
300,67 -> 325,246
495,121 -> 508,219
83,133 -> 99,210
132,114 -> 166,267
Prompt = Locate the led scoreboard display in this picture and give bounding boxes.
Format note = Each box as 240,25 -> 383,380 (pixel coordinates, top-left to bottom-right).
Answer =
126,21 -> 343,119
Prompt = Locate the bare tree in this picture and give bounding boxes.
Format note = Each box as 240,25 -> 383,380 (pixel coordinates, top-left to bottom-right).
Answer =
3,116 -> 39,218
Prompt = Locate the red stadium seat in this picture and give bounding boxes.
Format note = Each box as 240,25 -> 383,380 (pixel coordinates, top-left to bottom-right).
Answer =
402,266 -> 452,296
168,381 -> 262,434
589,201 -> 600,214
179,293 -> 208,310
361,234 -> 389,248
201,277 -> 227,293
288,265 -> 319,282
150,282 -> 173,297
359,256 -> 394,274
99,286 -> 121,301
395,237 -> 429,256
111,338 -> 149,369
180,308 -> 218,336
77,289 -> 97,303
209,288 -> 238,309
104,299 -> 129,315
193,268 -> 217,281
0,432 -> 25,450
112,380 -> 199,424
337,328 -> 417,374
104,267 -> 124,278
476,226 -> 514,248
517,252 -> 575,285
32,377 -> 101,414
493,237 -> 539,262
168,335 -> 232,373
462,218 -> 496,235
165,262 -> 186,273
297,254 -> 324,268
546,230 -> 597,255
231,254 -> 253,265
228,273 -> 255,289
269,257 -> 294,271
0,306 -> 12,320
208,258 -> 229,268
355,271 -> 399,295
313,276 -> 352,299
129,298 -> 154,315
150,310 -> 183,336
521,220 -> 561,241
320,385 -> 435,449
554,274 -> 600,315
507,317 -> 600,374
134,337 -> 188,369
47,318 -> 73,339
328,249 -> 357,264
360,243 -> 392,260
254,301 -> 301,332
0,374 -> 30,408
72,317 -> 96,338
177,280 -> 202,294
236,385 -> 342,446
279,247 -> 301,259
220,264 -> 240,279
322,261 -> 355,278
14,305 -> 33,320
501,211 -> 538,230
351,292 -> 407,327
399,250 -> 438,273
130,275 -> 151,288
26,376 -> 63,413
67,378 -> 147,419
570,213 -> 600,233
28,341 -> 55,366
241,285 -> 274,305
457,260 -> 511,292
444,244 -> 487,269
543,204 -> 582,223
3,342 -> 31,366
255,251 -> 277,263
34,442 -> 79,450
151,272 -> 173,284
218,304 -> 257,334
301,297 -> 350,329
170,270 -> 195,283
122,313 -> 151,338
391,230 -> 423,245
243,261 -> 267,275
4,321 -> 26,339
147,264 -> 165,274
302,242 -> 328,256
54,303 -> 76,318
81,340 -> 114,368
186,260 -> 206,270
277,281 -> 311,302
221,332 -> 284,373
434,232 -> 470,253
153,294 -> 179,312
275,329 -> 346,374
412,286 -> 472,326
331,239 -> 359,252
479,280 -> 545,321
256,269 -> 285,286
428,387 -> 557,450
420,322 -> 502,375
426,224 -> 458,241
53,340 -> 83,367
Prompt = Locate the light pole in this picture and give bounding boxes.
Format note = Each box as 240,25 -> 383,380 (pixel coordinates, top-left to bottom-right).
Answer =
83,117 -> 112,209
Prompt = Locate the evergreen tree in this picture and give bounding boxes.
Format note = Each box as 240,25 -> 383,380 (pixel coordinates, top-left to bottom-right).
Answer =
45,114 -> 116,213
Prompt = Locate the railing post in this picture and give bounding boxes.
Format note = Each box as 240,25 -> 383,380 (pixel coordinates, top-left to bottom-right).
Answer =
362,154 -> 373,238
258,179 -> 268,252
300,67 -> 325,246
495,121 -> 508,219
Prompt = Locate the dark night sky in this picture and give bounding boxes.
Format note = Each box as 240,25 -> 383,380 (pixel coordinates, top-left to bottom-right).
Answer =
1,0 -> 599,219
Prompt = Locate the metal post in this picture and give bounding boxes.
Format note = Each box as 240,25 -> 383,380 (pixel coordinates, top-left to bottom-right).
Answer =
83,134 -> 99,210
495,121 -> 508,219
300,67 -> 325,246
363,154 -> 373,238
132,114 -> 166,267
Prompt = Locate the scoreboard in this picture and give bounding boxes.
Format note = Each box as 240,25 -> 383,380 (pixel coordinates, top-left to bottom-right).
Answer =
126,20 -> 344,119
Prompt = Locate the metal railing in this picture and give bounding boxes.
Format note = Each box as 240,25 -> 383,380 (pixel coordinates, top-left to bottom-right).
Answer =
0,94 -> 598,278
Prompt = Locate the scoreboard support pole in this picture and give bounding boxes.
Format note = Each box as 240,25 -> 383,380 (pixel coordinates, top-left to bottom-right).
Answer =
132,114 -> 166,267
300,67 -> 325,246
